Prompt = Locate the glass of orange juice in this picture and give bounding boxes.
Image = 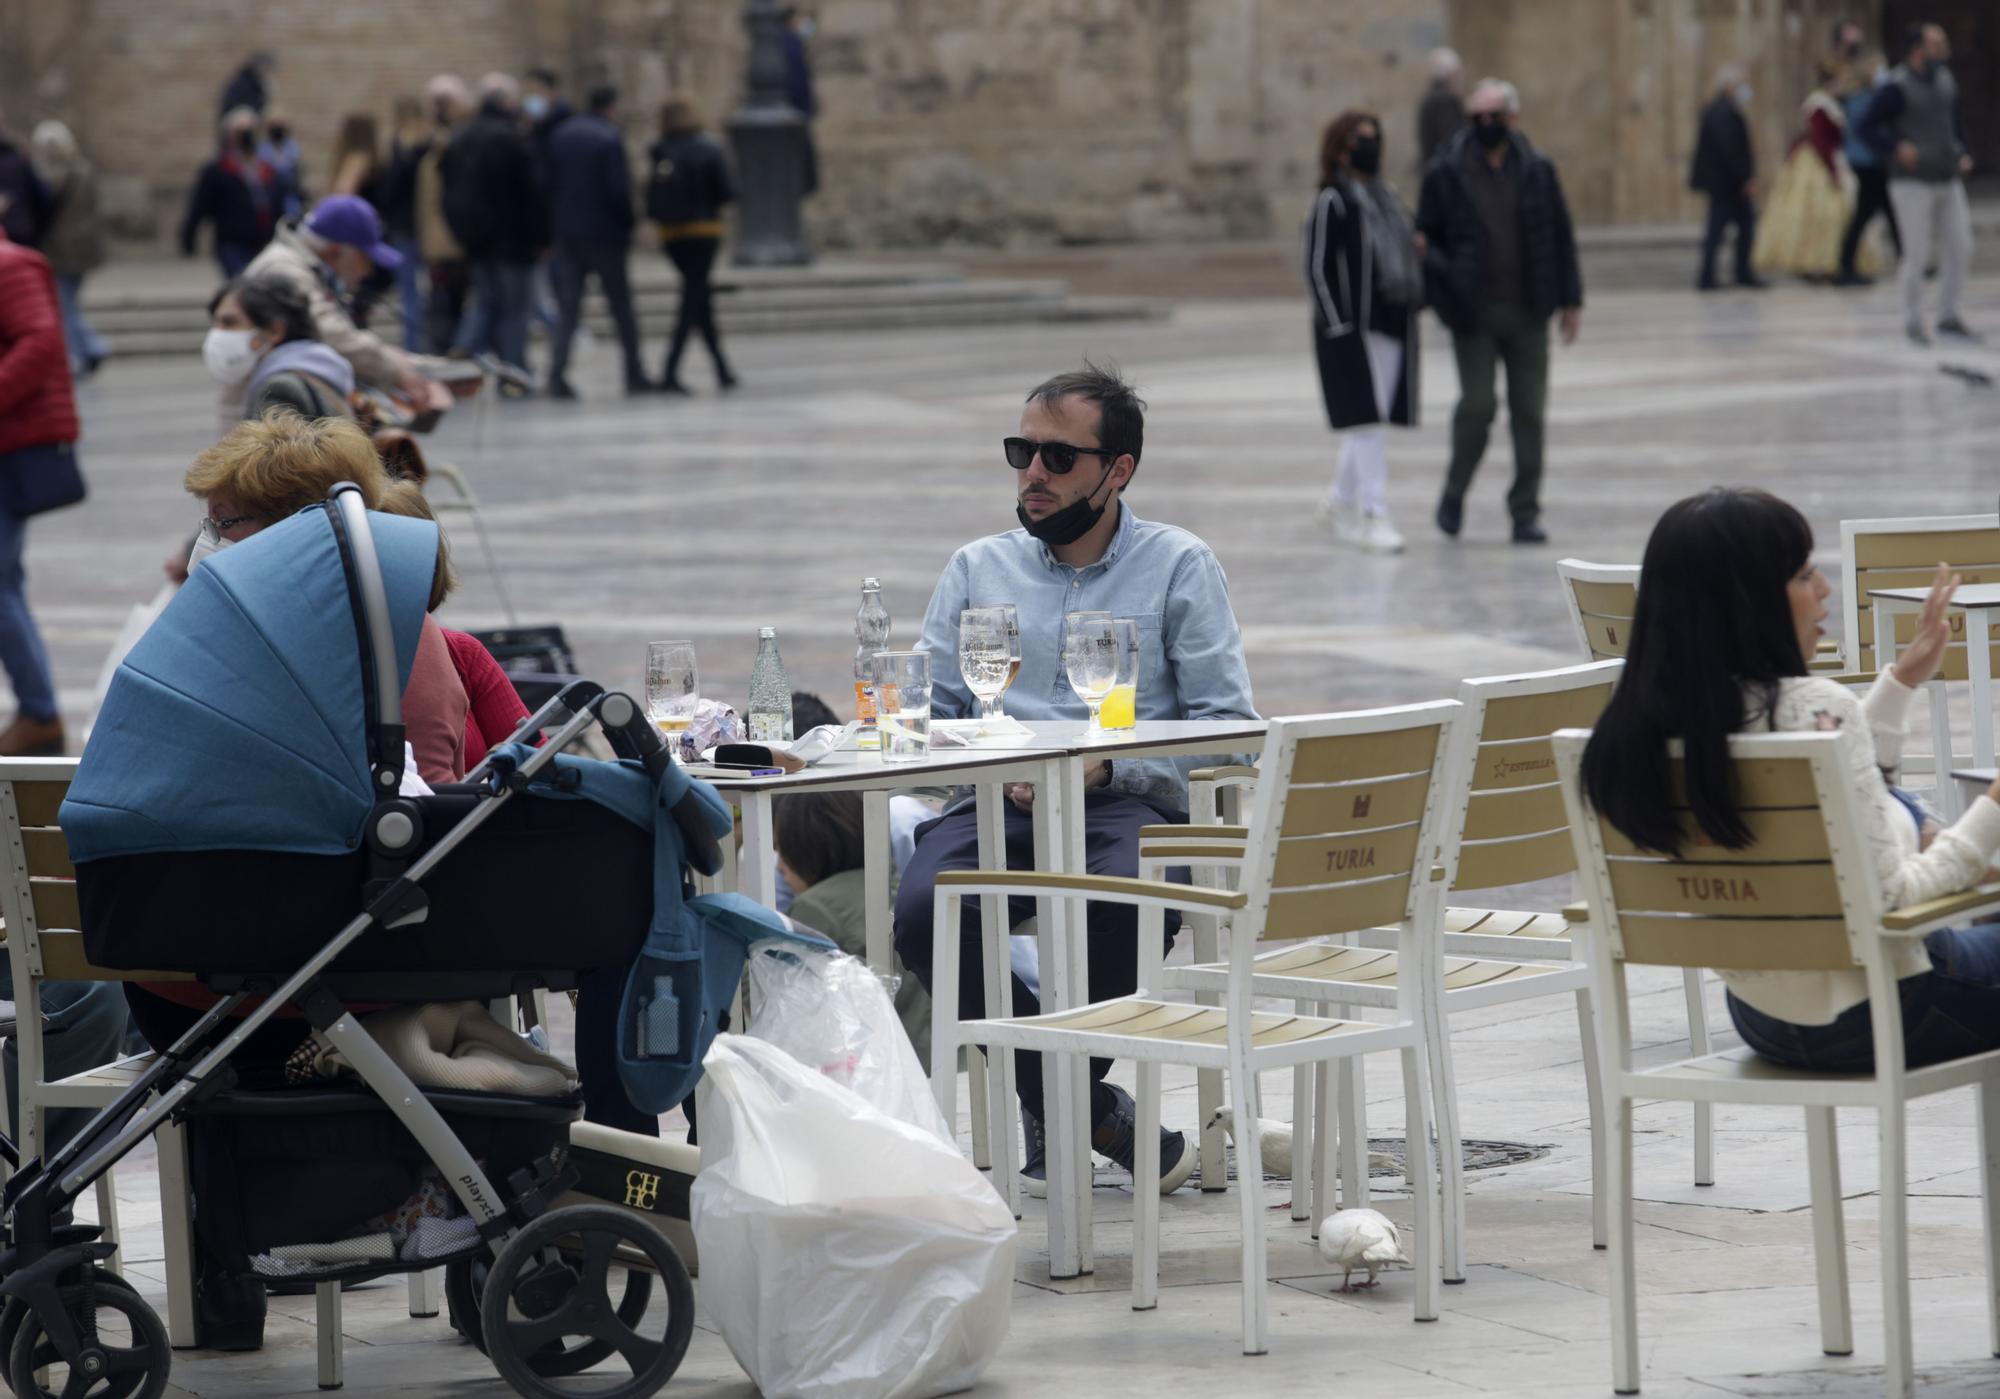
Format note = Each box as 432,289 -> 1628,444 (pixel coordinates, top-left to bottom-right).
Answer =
1099,618 -> 1140,732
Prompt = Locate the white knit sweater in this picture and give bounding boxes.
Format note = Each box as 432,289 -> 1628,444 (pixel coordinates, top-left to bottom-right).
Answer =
1719,673 -> 2000,1025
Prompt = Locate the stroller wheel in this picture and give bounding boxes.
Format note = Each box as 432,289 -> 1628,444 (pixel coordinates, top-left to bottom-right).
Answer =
7,1279 -> 168,1399
0,1272 -> 142,1396
445,1252 -> 653,1369
480,1204 -> 692,1399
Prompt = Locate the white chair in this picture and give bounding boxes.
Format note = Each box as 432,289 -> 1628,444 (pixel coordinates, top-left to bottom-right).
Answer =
933,703 -> 1456,1353
1558,557 -> 1845,672
1161,662 -> 1627,1280
1554,726 -> 2000,1399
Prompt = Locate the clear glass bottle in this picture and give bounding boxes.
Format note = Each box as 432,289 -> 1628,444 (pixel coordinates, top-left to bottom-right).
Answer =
853,578 -> 890,750
747,626 -> 794,742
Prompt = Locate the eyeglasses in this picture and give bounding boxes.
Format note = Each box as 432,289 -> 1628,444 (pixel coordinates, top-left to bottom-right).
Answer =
1003,437 -> 1116,476
198,513 -> 258,543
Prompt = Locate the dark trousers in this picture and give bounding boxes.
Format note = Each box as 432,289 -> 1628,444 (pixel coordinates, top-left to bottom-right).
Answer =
1728,924 -> 2000,1072
574,964 -> 658,1136
663,237 -> 731,385
1443,301 -> 1550,526
1698,192 -> 1757,286
893,792 -> 1185,1126
548,238 -> 646,385
216,242 -> 256,280
423,259 -> 469,356
454,258 -> 534,372
1839,166 -> 1903,276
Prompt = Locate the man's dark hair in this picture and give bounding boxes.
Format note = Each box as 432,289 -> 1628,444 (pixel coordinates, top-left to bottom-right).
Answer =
588,84 -> 619,115
1026,360 -> 1145,468
790,690 -> 839,733
526,66 -> 559,88
212,272 -> 317,345
773,790 -> 865,891
1904,22 -> 1929,56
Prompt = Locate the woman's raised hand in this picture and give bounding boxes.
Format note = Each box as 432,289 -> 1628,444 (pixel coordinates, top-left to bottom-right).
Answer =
1890,561 -> 1962,689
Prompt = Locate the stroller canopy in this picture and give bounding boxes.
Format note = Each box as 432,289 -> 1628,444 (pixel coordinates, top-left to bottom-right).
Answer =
63,506 -> 438,863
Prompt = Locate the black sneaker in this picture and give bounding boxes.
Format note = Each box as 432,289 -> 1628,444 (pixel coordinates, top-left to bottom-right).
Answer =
547,377 -> 580,401
1435,494 -> 1463,538
1020,1106 -> 1049,1199
1938,318 -> 1984,343
1907,323 -> 1932,346
1092,1083 -> 1195,1195
1513,519 -> 1550,545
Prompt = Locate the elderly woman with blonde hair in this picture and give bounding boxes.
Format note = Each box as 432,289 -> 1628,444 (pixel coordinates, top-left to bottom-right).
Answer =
182,411 -> 468,782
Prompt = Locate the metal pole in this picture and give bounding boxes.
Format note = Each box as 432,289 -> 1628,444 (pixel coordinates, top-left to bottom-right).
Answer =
727,0 -> 813,266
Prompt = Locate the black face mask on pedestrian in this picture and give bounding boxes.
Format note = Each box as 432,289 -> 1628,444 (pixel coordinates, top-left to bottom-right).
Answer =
1017,462 -> 1118,546
1471,114 -> 1508,149
1348,136 -> 1382,176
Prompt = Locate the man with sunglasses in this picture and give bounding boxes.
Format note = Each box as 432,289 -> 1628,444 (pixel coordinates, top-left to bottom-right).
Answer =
893,362 -> 1257,1198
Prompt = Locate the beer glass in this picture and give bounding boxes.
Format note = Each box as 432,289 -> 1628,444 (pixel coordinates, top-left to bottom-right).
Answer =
872,651 -> 933,762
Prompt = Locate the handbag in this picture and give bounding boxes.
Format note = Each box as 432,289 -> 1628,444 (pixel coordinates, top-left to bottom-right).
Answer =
0,441 -> 86,518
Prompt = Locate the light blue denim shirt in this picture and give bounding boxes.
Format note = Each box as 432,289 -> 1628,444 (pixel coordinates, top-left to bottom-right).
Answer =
916,503 -> 1259,814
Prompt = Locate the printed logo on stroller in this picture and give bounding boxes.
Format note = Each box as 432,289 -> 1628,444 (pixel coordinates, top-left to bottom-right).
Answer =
625,1171 -> 663,1210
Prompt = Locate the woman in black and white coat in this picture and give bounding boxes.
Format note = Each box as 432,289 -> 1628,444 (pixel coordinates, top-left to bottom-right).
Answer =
1305,110 -> 1422,552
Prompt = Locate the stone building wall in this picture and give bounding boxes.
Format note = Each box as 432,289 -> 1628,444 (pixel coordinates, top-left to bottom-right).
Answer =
0,0 -> 1884,250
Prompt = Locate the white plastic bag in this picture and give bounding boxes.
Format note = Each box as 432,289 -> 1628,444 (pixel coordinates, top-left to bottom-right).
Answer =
692,1036 -> 1015,1399
745,939 -> 948,1140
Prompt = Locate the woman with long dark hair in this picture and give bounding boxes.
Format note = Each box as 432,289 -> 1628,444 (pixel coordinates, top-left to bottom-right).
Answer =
646,98 -> 737,393
1305,109 -> 1422,553
1581,487 -> 2000,1072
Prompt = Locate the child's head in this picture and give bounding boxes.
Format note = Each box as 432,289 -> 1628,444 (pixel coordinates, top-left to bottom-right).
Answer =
791,689 -> 840,732
773,790 -> 865,891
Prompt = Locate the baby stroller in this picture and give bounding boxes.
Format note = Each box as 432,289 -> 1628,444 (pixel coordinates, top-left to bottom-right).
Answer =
19,486 -> 729,1399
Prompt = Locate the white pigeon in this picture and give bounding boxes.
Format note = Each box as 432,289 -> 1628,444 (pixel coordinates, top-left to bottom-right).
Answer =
1206,1107 -> 1398,1182
1317,1208 -> 1408,1292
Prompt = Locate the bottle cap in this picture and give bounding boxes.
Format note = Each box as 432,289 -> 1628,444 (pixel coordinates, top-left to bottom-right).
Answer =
862,577 -> 880,589
758,625 -> 777,638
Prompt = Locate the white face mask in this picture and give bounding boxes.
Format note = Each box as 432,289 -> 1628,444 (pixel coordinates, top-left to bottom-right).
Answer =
202,327 -> 261,384
186,528 -> 235,573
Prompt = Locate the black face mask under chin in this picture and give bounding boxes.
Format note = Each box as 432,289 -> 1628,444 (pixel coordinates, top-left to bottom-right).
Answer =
1018,466 -> 1115,546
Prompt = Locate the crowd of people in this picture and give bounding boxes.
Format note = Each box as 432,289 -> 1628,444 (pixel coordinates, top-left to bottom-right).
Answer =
178,54 -> 752,401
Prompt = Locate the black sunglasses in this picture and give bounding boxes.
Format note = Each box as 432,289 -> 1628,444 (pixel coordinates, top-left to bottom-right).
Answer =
1003,436 -> 1116,475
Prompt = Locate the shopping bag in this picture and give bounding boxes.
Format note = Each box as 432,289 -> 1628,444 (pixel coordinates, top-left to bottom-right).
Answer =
692,1036 -> 1015,1399
745,939 -> 948,1140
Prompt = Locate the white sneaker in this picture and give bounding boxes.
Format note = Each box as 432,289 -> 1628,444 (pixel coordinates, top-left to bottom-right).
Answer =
1360,512 -> 1405,553
1317,498 -> 1367,547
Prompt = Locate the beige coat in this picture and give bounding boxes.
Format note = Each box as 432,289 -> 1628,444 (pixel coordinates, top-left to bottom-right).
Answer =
241,221 -> 411,390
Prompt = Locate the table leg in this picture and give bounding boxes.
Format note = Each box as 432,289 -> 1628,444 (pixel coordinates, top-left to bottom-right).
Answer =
738,792 -> 777,907
1060,755 -> 1095,1276
1873,601 -> 1897,689
1034,756 -> 1083,1279
862,791 -> 892,974
974,781 -> 1017,1211
1971,610 -> 1996,772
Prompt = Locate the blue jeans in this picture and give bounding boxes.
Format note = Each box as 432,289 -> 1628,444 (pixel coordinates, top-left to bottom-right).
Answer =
0,968 -> 131,1157
216,242 -> 256,280
453,258 -> 533,373
391,237 -> 424,351
53,274 -> 106,369
1728,923 -> 2000,1072
0,499 -> 57,721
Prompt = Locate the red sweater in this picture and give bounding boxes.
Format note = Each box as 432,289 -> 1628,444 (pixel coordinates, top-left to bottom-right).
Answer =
0,231 -> 78,457
443,628 -> 530,768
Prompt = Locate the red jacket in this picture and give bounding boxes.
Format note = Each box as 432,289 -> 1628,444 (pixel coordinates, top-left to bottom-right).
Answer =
444,628 -> 531,769
0,231 -> 78,456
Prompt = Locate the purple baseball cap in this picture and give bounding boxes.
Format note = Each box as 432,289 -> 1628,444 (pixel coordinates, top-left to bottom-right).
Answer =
305,194 -> 402,269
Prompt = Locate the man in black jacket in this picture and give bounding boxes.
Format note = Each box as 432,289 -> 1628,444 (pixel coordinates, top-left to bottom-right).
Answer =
441,73 -> 549,384
1417,79 -> 1582,546
1689,67 -> 1765,291
544,86 -> 650,398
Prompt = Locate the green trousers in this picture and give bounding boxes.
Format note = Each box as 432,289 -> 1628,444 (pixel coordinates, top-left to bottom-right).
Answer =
1443,301 -> 1550,525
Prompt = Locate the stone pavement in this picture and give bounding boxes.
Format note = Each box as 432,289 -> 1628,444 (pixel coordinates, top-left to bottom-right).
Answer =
32,271 -> 2000,1396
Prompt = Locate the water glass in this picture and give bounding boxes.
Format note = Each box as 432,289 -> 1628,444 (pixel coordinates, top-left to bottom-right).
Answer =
996,603 -> 1022,715
959,607 -> 1012,719
872,651 -> 933,762
644,641 -> 700,750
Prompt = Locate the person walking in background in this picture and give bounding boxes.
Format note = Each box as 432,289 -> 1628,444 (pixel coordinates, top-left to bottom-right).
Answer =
217,52 -> 273,120
1689,66 -> 1764,291
379,95 -> 430,351
1307,110 -> 1422,554
1862,22 -> 1978,344
327,114 -> 383,200
545,85 -> 650,399
258,109 -> 302,220
442,73 -> 548,388
1418,78 -> 1582,546
1416,47 -> 1465,170
781,7 -> 821,197
180,108 -> 278,280
522,67 -> 573,152
0,224 -> 79,757
1751,62 -> 1870,283
29,121 -> 107,378
1836,52 -> 1900,286
0,112 -> 50,249
648,99 -> 737,393
415,75 -> 470,355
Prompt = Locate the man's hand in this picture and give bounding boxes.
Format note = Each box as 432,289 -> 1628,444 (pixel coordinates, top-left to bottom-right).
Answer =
1005,762 -> 1109,814
1558,307 -> 1581,345
1412,230 -> 1428,259
1896,140 -> 1920,172
1962,154 -> 1976,177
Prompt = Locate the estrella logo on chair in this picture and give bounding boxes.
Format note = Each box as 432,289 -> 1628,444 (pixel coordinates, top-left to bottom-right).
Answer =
623,1170 -> 662,1210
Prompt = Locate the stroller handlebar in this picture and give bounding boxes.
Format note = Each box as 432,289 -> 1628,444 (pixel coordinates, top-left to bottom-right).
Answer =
328,486 -> 406,798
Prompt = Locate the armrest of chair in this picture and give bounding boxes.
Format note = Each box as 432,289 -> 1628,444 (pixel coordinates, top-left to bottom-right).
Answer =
1137,824 -> 1247,840
1880,883 -> 2000,937
1830,670 -> 1880,687
934,869 -> 1248,915
1563,900 -> 1590,924
1190,766 -> 1258,786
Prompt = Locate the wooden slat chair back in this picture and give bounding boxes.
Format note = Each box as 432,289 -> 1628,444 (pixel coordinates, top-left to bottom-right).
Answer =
1841,514 -> 2000,679
1556,559 -> 1638,662
1553,728 -> 2000,1398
